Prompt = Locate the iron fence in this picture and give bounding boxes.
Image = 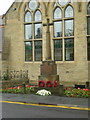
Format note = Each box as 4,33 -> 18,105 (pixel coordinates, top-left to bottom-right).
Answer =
1,69 -> 28,80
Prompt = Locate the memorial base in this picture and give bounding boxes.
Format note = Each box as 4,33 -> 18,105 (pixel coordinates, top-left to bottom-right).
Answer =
38,75 -> 59,84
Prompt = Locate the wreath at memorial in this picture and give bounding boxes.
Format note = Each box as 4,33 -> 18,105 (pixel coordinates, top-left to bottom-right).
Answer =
38,80 -> 45,87
53,80 -> 58,87
46,80 -> 53,87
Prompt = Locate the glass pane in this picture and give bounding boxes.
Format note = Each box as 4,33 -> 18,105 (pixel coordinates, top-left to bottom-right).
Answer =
87,37 -> 90,61
35,10 -> 42,21
25,24 -> 32,39
65,20 -> 74,36
34,24 -> 42,39
58,0 -> 68,6
34,41 -> 42,61
54,7 -> 62,19
25,42 -> 32,61
65,39 -> 74,61
54,40 -> 62,61
87,3 -> 90,14
54,21 -> 62,37
65,6 -> 73,18
25,12 -> 31,22
29,0 -> 38,11
87,17 -> 90,35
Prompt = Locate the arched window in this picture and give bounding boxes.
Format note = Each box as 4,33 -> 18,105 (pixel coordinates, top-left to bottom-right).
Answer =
34,10 -> 42,39
54,7 -> 62,19
87,3 -> 90,35
53,7 -> 62,61
25,11 -> 32,22
53,4 -> 74,61
87,3 -> 90,14
35,10 -> 42,21
54,7 -> 62,38
65,6 -> 73,18
24,1 -> 42,62
24,11 -> 32,40
87,3 -> 90,61
64,5 -> 74,37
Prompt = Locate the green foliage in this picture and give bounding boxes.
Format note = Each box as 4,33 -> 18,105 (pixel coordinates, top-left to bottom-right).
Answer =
0,85 -> 38,94
1,86 -> 90,98
64,88 -> 90,98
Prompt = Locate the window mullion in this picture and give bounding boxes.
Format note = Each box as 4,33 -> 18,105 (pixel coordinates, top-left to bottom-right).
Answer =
62,10 -> 65,61
32,21 -> 34,61
33,41 -> 34,61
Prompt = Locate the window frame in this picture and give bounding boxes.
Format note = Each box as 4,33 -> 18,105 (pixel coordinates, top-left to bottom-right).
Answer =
24,4 -> 42,62
64,38 -> 74,61
34,40 -> 42,61
87,37 -> 90,61
87,2 -> 90,61
54,39 -> 63,61
53,4 -> 74,61
25,41 -> 33,61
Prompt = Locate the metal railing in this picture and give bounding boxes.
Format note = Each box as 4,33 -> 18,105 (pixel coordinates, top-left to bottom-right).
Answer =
1,69 -> 28,80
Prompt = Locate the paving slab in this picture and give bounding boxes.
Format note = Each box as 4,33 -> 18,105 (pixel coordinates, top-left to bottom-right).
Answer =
1,93 -> 89,108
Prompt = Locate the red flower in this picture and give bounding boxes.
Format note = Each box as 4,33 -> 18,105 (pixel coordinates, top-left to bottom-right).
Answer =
71,94 -> 74,97
26,85 -> 30,88
46,80 -> 53,87
83,89 -> 89,92
38,80 -> 45,87
53,80 -> 58,87
13,87 -> 17,89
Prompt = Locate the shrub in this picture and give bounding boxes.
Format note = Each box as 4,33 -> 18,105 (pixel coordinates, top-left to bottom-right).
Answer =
64,88 -> 90,98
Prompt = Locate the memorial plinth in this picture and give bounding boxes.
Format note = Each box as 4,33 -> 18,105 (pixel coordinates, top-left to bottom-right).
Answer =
38,61 -> 59,84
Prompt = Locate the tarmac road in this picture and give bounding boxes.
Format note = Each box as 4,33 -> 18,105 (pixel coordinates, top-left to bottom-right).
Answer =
1,101 -> 89,118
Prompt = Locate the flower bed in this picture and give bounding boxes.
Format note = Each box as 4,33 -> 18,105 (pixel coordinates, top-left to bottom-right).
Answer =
64,87 -> 90,98
1,85 -> 37,94
0,85 -> 90,98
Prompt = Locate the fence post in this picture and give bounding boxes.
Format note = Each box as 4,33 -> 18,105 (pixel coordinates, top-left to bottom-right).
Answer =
7,69 -> 9,80
22,82 -> 26,94
20,70 -> 22,79
26,70 -> 28,79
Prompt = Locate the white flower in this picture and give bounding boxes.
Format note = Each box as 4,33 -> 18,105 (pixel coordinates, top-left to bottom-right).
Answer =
36,89 -> 51,96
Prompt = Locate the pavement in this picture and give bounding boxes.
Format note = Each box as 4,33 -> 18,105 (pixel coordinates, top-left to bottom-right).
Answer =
1,93 -> 90,109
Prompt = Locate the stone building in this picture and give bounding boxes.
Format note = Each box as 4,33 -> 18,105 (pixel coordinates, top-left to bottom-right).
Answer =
0,15 -> 4,78
2,0 -> 90,86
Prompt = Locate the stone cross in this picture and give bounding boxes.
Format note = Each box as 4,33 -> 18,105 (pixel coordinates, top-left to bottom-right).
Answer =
43,18 -> 53,60
44,18 -> 53,32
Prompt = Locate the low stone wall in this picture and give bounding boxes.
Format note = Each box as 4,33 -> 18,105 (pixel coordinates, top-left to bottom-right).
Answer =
1,79 -> 29,89
30,85 -> 64,96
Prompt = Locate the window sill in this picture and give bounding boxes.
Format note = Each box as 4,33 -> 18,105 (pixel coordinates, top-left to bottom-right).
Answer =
56,61 -> 74,64
24,61 -> 42,64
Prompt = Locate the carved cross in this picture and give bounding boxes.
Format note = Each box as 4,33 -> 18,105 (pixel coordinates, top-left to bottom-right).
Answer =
43,18 -> 53,32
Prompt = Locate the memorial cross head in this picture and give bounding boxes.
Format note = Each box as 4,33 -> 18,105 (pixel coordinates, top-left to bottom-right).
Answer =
43,18 -> 53,32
